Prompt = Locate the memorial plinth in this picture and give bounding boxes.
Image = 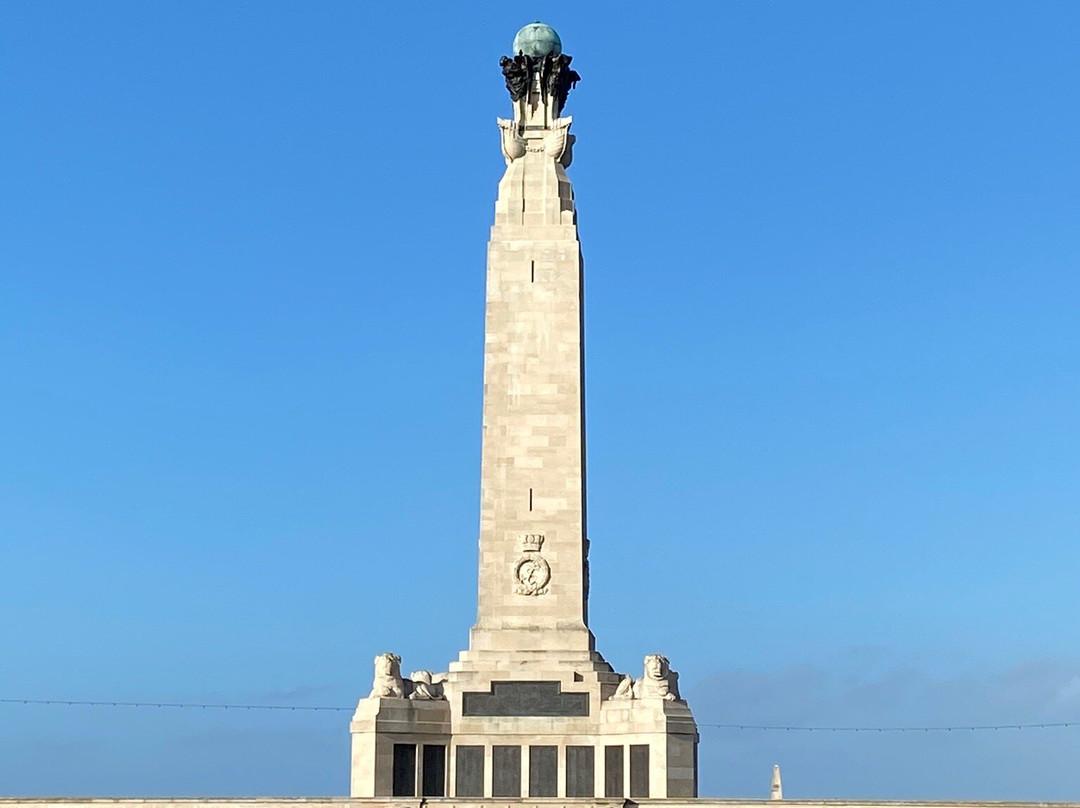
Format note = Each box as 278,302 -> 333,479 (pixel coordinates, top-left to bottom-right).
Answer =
349,22 -> 699,800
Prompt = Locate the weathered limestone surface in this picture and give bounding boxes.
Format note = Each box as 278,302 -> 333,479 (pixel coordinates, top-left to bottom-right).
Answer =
470,111 -> 589,654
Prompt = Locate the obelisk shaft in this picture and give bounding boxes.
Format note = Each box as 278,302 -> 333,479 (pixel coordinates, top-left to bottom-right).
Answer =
470,81 -> 591,655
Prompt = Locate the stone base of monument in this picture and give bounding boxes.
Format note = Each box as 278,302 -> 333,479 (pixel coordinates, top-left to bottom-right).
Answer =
350,650 -> 698,799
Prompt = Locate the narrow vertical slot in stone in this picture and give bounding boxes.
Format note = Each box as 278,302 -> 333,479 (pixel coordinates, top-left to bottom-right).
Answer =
531,260 -> 535,283
529,488 -> 533,511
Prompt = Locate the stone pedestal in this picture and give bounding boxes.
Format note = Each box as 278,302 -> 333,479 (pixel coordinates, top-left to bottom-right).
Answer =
350,680 -> 697,799
349,698 -> 451,798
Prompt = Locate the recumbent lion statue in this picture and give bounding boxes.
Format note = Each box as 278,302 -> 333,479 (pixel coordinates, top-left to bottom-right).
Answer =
368,653 -> 448,700
369,652 -> 405,698
611,653 -> 681,701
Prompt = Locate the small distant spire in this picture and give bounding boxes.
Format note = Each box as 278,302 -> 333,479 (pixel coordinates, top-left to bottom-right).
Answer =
770,764 -> 783,800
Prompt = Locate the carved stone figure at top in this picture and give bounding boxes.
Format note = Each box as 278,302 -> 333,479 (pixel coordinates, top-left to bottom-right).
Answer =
369,652 -> 405,698
610,653 -> 681,702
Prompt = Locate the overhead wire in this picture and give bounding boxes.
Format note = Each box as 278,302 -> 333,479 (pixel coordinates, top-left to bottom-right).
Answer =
2,698 -> 1077,732
698,721 -> 1077,732
0,698 -> 350,712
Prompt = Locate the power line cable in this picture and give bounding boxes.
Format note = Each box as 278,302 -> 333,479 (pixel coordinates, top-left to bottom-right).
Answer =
699,721 -> 1078,732
0,698 -> 350,712
3,698 -> 1077,732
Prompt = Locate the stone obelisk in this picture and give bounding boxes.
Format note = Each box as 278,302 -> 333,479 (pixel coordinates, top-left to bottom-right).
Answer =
468,24 -> 591,659
350,24 -> 698,801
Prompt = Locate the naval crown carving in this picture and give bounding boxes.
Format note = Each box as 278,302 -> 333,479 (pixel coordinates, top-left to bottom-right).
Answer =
520,533 -> 545,552
514,532 -> 550,596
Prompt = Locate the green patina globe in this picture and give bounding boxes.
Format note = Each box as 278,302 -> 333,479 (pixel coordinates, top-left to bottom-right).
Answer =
512,22 -> 562,58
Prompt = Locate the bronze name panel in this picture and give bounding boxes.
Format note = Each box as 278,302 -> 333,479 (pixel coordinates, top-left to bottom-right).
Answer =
461,681 -> 589,717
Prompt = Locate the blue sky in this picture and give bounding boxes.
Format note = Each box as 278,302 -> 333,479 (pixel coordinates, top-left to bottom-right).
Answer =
2,0 -> 1079,799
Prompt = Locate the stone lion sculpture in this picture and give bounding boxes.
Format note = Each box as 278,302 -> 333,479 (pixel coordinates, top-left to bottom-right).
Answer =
611,653 -> 680,701
407,670 -> 448,700
369,652 -> 405,698
368,654 -> 448,700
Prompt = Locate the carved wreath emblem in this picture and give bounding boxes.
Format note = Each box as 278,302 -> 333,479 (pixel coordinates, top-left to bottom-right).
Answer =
514,533 -> 550,595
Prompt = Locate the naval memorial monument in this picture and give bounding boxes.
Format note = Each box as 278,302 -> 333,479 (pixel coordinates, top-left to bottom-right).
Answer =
348,21 -> 700,801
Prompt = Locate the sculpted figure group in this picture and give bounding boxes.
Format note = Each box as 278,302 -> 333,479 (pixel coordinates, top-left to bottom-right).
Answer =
499,54 -> 532,102
611,654 -> 682,702
499,51 -> 580,111
368,652 -> 447,701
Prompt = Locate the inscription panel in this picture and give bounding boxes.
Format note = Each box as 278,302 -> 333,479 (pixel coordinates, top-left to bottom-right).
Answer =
421,745 -> 445,797
492,745 -> 521,797
604,745 -> 624,798
462,680 -> 589,717
528,745 -> 557,797
392,744 -> 416,797
630,744 -> 650,799
567,745 -> 595,797
455,746 -> 484,798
